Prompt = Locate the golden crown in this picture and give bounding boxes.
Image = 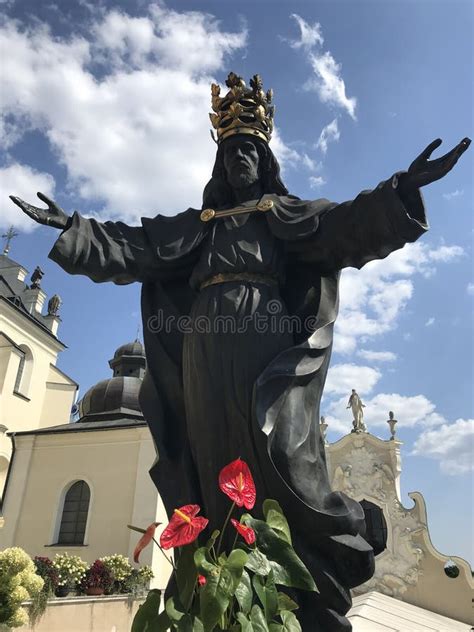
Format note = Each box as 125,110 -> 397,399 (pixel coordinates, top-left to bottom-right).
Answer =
209,72 -> 274,144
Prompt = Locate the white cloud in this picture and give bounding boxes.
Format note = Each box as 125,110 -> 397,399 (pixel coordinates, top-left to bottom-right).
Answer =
306,52 -> 357,120
0,5 -> 247,226
288,14 -> 323,50
357,350 -> 397,363
425,317 -> 435,327
327,391 -> 446,433
428,245 -> 464,263
271,128 -> 321,176
412,419 -> 474,475
0,163 -> 56,232
442,189 -> 464,201
309,175 -> 326,189
324,363 -> 381,396
270,129 -> 302,172
285,15 -> 357,120
94,6 -> 248,75
320,414 -> 349,435
315,118 -> 340,154
467,282 -> 474,296
301,153 -> 321,171
333,241 -> 465,354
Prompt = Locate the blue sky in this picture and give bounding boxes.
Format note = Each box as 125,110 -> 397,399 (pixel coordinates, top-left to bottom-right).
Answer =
0,0 -> 472,564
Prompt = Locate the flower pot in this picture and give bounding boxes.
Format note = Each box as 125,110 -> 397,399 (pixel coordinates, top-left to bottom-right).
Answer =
54,585 -> 70,597
86,586 -> 105,596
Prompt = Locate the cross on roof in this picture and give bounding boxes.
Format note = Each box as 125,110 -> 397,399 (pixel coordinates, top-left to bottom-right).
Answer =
2,226 -> 19,256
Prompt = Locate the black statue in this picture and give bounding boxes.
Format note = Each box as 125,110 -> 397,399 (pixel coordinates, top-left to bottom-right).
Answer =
29,265 -> 44,289
47,293 -> 62,316
10,72 -> 470,631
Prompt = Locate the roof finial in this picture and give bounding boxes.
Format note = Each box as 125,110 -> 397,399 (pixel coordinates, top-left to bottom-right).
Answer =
2,226 -> 19,256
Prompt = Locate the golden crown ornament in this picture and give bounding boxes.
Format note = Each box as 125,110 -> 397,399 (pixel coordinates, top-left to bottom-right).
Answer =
210,72 -> 275,144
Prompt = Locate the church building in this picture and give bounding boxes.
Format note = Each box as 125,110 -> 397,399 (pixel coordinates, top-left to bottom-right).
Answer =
0,248 -> 169,589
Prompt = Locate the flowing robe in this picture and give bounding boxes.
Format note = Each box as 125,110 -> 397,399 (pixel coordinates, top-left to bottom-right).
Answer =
49,174 -> 427,630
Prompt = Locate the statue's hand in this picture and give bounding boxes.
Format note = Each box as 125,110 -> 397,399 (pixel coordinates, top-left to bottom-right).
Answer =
398,137 -> 471,194
9,192 -> 70,230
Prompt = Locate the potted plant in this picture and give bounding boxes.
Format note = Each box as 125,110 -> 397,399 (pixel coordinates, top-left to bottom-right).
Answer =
121,566 -> 154,595
99,554 -> 133,593
51,553 -> 87,597
80,560 -> 113,596
129,458 -> 317,631
30,557 -> 59,624
136,566 -> 154,592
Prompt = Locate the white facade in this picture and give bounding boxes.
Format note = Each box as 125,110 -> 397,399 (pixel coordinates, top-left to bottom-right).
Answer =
326,427 -> 474,626
0,253 -> 77,502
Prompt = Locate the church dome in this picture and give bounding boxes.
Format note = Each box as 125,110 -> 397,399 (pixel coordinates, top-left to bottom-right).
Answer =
113,339 -> 145,360
77,339 -> 146,422
78,376 -> 143,421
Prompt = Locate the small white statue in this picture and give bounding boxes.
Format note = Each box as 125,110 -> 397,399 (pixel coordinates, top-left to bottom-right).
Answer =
347,389 -> 367,433
319,415 -> 328,443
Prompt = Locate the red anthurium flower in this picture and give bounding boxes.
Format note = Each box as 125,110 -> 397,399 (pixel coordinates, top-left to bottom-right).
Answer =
159,504 -> 209,550
218,459 -> 256,509
231,519 -> 256,545
198,574 -> 207,586
133,522 -> 160,563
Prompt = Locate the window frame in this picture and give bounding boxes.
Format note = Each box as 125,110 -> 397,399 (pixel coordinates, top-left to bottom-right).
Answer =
50,478 -> 93,547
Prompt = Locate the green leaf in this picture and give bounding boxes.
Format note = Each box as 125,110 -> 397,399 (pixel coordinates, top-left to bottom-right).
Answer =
177,543 -> 198,610
262,500 -> 292,545
165,596 -> 186,622
276,593 -> 299,613
194,548 -> 248,632
245,548 -> 271,576
176,614 -> 194,632
279,610 -> 302,632
236,613 -> 254,632
269,625 -> 284,632
176,615 -> 205,632
250,605 -> 270,632
131,589 -> 161,632
192,617 -> 204,632
252,573 -> 278,620
243,517 -> 316,592
235,570 -> 252,615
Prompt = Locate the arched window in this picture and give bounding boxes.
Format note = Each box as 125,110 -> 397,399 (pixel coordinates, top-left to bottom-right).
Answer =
58,481 -> 90,545
360,499 -> 388,556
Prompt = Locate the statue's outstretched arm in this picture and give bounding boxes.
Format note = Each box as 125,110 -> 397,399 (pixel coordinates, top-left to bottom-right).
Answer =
10,192 -> 70,230
397,137 -> 470,196
9,192 -> 159,285
296,137 -> 470,273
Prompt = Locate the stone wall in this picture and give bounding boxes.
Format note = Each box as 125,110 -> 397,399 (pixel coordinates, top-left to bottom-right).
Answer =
22,594 -> 146,632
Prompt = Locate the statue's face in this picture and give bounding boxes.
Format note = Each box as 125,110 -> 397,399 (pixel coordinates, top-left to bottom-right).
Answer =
222,136 -> 260,190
